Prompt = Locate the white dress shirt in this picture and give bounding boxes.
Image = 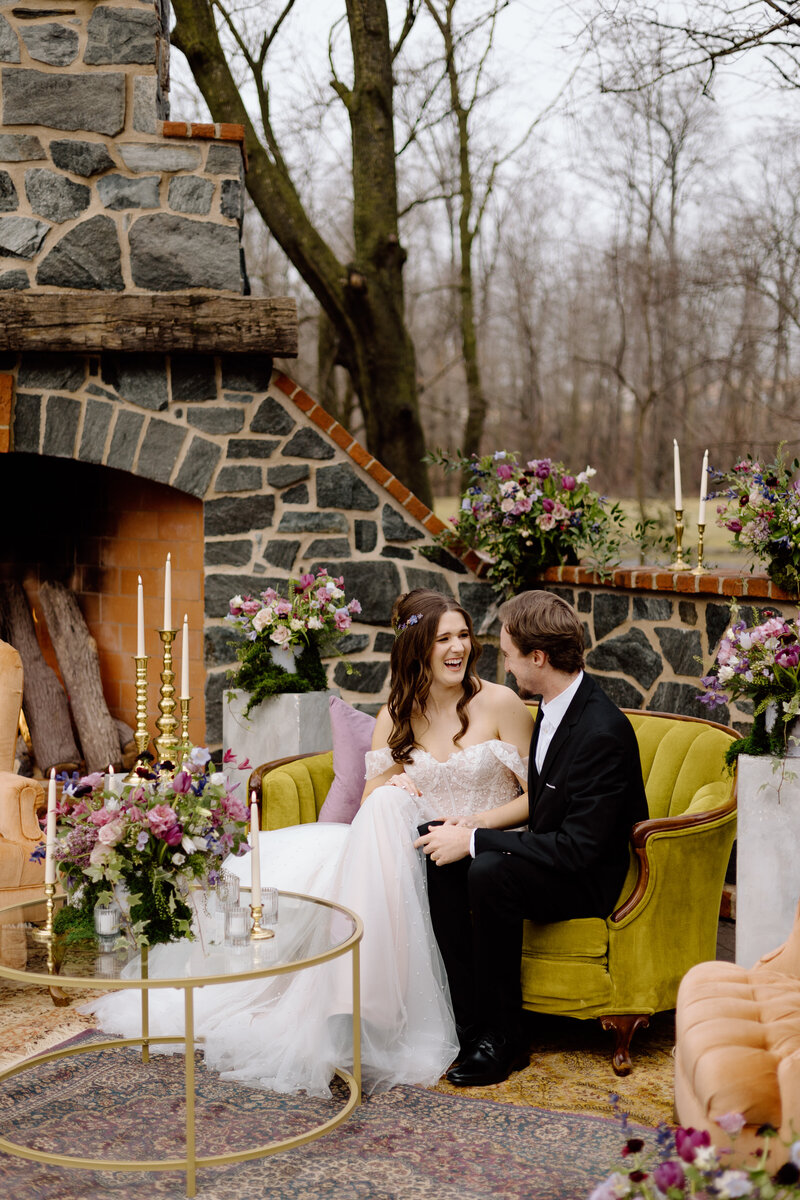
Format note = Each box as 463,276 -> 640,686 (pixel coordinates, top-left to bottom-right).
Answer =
469,670 -> 584,858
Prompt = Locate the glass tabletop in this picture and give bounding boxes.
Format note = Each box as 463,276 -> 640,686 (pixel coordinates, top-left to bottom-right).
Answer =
0,891 -> 360,989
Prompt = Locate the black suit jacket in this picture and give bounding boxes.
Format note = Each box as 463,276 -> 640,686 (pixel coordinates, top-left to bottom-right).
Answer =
474,674 -> 648,918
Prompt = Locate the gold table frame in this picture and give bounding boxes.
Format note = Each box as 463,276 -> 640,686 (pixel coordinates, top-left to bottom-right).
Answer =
0,890 -> 363,1197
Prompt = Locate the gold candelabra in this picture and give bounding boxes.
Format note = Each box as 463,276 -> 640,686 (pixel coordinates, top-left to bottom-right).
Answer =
669,508 -> 692,571
127,654 -> 151,780
154,628 -> 180,763
692,523 -> 707,576
178,696 -> 192,765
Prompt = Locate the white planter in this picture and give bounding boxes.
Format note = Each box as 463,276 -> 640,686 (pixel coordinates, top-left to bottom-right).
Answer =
222,688 -> 339,789
736,753 -> 800,967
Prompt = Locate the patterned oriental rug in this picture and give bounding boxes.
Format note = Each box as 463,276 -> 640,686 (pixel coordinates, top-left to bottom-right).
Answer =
0,1030 -> 653,1200
0,978 -> 676,1129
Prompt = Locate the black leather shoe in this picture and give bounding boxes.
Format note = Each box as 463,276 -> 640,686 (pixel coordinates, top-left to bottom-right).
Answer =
455,1023 -> 481,1060
445,1032 -> 528,1087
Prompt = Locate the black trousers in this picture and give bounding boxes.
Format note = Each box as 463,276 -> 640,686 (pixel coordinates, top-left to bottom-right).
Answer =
420,826 -> 596,1036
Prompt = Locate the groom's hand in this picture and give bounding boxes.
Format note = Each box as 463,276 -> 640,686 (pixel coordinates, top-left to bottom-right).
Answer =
414,819 -> 472,865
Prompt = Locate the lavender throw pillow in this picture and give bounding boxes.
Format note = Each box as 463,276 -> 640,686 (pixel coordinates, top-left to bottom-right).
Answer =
317,696 -> 377,823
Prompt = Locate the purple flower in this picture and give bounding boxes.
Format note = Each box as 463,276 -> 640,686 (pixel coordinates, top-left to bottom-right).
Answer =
171,769 -> 192,794
497,463 -> 513,480
542,497 -> 555,513
776,645 -> 800,668
136,830 -> 149,851
653,1160 -> 686,1190
675,1126 -> 711,1162
726,519 -> 743,533
561,475 -> 576,491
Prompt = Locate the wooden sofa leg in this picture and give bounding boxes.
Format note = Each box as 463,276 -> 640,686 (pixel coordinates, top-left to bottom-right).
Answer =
600,1014 -> 650,1076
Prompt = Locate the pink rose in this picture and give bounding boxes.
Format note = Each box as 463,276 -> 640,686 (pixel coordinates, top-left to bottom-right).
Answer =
148,804 -> 179,839
716,1112 -> 746,1135
334,610 -> 352,631
97,818 -> 125,847
348,599 -> 362,614
223,796 -> 249,822
538,513 -> 556,531
89,807 -> 117,826
275,599 -> 292,617
89,842 -> 110,865
497,463 -> 513,480
270,625 -> 291,646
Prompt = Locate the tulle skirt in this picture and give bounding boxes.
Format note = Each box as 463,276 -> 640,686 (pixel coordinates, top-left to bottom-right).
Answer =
82,787 -> 459,1096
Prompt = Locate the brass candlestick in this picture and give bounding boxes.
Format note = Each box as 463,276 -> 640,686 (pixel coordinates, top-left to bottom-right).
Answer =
692,523 -> 707,575
154,628 -> 179,763
178,696 -> 192,764
127,654 -> 151,781
669,508 -> 691,571
250,901 -> 275,940
31,880 -> 57,943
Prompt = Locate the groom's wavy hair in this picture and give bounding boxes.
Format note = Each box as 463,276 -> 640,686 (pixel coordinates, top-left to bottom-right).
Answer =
499,590 -> 584,674
387,589 -> 482,763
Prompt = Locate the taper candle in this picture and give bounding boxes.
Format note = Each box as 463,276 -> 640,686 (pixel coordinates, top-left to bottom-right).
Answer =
673,439 -> 683,511
137,574 -> 145,657
698,448 -> 709,525
44,768 -> 56,886
250,793 -> 261,901
181,613 -> 189,698
163,552 -> 172,630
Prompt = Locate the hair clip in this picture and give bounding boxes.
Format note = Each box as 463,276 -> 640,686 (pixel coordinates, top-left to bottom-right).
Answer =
395,612 -> 423,634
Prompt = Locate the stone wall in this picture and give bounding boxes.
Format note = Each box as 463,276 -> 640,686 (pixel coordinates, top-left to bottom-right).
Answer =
4,361 -> 488,745
0,0 -> 245,293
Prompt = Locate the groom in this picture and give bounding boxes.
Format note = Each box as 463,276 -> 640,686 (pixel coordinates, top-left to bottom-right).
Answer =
415,589 -> 648,1087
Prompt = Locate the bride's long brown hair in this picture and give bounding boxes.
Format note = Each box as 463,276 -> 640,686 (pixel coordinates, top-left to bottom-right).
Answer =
387,589 -> 482,763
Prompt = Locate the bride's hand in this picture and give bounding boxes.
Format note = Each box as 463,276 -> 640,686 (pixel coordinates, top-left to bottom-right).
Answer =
456,811 -> 490,829
388,772 -> 420,797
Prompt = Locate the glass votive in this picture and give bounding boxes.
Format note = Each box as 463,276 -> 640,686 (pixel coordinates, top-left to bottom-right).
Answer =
217,871 -> 240,905
94,903 -> 121,938
260,887 -> 279,926
213,898 -> 236,945
95,950 -> 120,979
224,904 -> 250,947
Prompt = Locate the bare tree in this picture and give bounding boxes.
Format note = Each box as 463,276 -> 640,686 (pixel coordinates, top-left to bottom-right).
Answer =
171,0 -> 433,503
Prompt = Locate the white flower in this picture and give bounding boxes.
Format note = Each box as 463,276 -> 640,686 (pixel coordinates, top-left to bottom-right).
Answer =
289,618 -> 304,632
500,497 -> 515,512
105,796 -> 121,812
576,465 -> 597,483
718,665 -> 735,682
693,1144 -> 720,1171
329,586 -> 344,600
181,835 -> 196,855
251,607 -> 273,632
230,594 -> 243,609
307,616 -> 322,630
270,625 -> 290,646
715,1169 -> 753,1198
172,852 -> 186,865
791,1139 -> 800,1167
461,498 -> 472,511
209,772 -> 226,787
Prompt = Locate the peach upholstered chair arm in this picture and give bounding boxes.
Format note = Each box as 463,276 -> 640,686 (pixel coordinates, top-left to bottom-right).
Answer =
0,772 -> 46,845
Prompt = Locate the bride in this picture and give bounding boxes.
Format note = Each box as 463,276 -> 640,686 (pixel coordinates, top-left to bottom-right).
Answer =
84,588 -> 533,1096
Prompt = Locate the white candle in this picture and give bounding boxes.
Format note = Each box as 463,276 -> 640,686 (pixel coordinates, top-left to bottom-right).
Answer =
250,794 -> 261,901
137,574 -> 145,657
107,763 -> 114,794
698,449 -> 709,525
181,613 -> 190,698
44,768 -> 57,886
163,552 -> 172,630
673,439 -> 683,511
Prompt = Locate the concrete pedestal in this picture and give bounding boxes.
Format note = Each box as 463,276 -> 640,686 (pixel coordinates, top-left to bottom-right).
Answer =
736,753 -> 800,967
222,688 -> 338,790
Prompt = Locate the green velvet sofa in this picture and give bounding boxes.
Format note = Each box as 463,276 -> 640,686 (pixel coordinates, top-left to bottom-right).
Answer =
250,708 -> 737,1074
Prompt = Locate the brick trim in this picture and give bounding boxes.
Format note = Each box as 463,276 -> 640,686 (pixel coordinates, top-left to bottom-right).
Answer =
539,564 -> 795,600
273,371 -> 450,539
160,121 -> 248,169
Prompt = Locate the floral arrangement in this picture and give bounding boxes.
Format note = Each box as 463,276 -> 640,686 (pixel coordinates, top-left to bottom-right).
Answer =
226,568 -> 362,713
589,1106 -> 800,1199
427,449 -> 625,596
699,605 -> 800,760
42,747 -> 251,946
713,447 -> 800,595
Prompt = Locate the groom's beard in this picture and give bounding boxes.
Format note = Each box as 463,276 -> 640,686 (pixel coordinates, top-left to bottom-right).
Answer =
516,686 -> 542,702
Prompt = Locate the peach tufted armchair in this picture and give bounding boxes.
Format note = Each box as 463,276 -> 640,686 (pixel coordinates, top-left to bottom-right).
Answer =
0,639 -> 47,910
675,898 -> 800,1170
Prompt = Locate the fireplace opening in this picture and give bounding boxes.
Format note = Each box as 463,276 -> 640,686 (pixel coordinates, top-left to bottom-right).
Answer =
1,454 -> 205,773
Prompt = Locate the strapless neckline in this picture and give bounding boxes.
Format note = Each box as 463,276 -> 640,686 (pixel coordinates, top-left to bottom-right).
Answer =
412,738 -> 520,766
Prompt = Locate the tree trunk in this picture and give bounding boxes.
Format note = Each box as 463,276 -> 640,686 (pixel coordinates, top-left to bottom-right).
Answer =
171,0 -> 432,504
38,582 -> 122,774
0,581 -> 80,775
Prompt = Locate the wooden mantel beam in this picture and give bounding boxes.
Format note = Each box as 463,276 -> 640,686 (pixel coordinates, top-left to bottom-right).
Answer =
0,295 -> 298,356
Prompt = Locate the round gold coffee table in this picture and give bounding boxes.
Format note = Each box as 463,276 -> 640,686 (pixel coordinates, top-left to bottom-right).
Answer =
0,890 -> 363,1197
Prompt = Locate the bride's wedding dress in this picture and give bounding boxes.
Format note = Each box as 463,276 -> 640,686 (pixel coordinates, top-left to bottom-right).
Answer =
84,740 -> 526,1096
